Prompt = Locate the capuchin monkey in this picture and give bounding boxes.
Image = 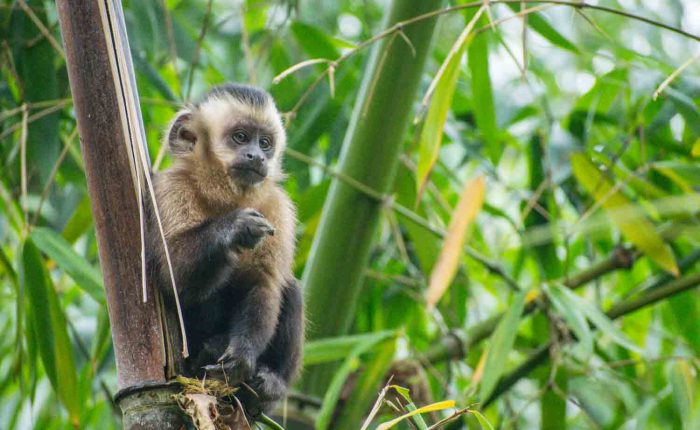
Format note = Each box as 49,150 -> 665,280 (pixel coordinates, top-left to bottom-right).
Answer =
146,83 -> 303,417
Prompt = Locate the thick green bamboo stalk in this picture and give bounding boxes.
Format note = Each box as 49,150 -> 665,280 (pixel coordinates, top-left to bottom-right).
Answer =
302,0 -> 442,393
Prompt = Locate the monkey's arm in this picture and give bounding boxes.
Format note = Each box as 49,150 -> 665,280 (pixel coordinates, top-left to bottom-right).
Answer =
150,208 -> 273,305
254,280 -> 304,398
234,280 -> 304,417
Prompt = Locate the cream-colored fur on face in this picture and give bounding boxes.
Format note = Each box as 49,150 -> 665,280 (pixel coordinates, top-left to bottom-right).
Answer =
153,93 -> 296,286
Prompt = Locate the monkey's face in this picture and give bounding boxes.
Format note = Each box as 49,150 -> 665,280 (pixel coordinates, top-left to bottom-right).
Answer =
165,85 -> 287,188
225,121 -> 275,185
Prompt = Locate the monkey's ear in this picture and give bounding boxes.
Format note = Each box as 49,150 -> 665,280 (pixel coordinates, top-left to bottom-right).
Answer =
166,110 -> 197,156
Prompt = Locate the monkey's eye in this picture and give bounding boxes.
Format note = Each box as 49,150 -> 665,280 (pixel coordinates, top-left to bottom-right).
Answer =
232,130 -> 249,144
259,137 -> 273,151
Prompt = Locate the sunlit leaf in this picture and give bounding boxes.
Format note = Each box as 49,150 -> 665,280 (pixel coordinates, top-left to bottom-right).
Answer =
426,175 -> 485,308
416,7 -> 485,196
479,291 -> 527,400
571,153 -> 678,275
376,400 -> 456,430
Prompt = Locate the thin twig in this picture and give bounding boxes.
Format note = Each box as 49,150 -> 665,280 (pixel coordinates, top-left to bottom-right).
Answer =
0,100 -> 70,141
18,0 -> 65,58
185,0 -> 213,101
284,147 -> 521,290
20,103 -> 28,233
30,127 -> 79,227
275,0 -> 700,86
653,52 -> 700,100
159,0 -> 182,97
484,271 -> 700,407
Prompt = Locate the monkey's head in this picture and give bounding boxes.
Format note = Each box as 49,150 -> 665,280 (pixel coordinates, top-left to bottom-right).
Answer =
165,84 -> 286,188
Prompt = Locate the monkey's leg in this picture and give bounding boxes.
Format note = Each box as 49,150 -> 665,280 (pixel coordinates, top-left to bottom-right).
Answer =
205,283 -> 283,384
237,280 -> 304,416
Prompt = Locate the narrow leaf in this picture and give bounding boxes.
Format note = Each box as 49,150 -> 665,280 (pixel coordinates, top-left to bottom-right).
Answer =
578,299 -> 641,352
670,360 -> 695,427
571,153 -> 678,275
376,400 -> 456,430
506,5 -> 578,52
416,8 -> 484,196
470,410 -> 495,430
30,227 -> 105,303
467,14 -> 499,162
545,284 -> 593,355
479,291 -> 527,400
20,240 -> 81,426
303,331 -> 395,366
316,332 -> 398,430
426,176 -> 485,308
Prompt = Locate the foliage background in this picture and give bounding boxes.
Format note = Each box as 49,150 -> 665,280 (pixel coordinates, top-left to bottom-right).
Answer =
1,0 -> 700,428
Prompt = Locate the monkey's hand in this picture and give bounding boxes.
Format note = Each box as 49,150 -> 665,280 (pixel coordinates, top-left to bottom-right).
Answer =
227,208 -> 275,250
203,345 -> 256,385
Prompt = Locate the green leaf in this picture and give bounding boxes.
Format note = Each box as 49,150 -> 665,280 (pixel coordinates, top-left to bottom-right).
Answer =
669,360 -> 695,427
577,298 -> 641,352
571,153 -> 678,276
507,5 -> 578,53
62,196 -> 94,243
666,88 -> 700,137
468,16 -> 499,162
545,284 -> 593,355
416,28 -> 466,195
316,332 -> 398,430
30,227 -> 105,303
479,291 -> 527,400
20,239 -> 81,426
376,400 -> 456,430
333,339 -> 399,430
471,409 -> 495,430
304,330 -> 395,366
291,21 -> 340,59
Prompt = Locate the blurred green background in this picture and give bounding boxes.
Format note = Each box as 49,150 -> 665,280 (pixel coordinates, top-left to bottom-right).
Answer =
2,0 -> 700,428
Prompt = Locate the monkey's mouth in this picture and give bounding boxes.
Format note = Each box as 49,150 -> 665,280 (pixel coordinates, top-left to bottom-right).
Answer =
230,165 -> 267,183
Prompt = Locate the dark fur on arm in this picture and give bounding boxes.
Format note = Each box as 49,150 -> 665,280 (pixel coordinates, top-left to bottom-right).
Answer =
148,208 -> 273,306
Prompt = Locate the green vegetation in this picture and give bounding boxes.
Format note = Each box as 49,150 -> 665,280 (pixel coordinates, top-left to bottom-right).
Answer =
2,0 -> 700,428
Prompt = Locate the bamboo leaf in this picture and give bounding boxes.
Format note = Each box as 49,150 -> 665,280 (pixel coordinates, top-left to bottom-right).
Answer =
416,35 -> 466,196
506,4 -> 578,52
545,284 -> 593,355
333,339 -> 398,430
416,7 -> 485,196
316,332 -> 398,430
61,196 -> 94,243
577,298 -> 641,352
303,330 -> 395,366
467,15 -> 499,162
426,176 -> 485,308
571,153 -> 678,276
478,291 -> 527,400
669,360 -> 695,427
20,240 -> 81,426
376,400 -> 456,430
470,410 -> 495,430
30,227 -> 104,303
